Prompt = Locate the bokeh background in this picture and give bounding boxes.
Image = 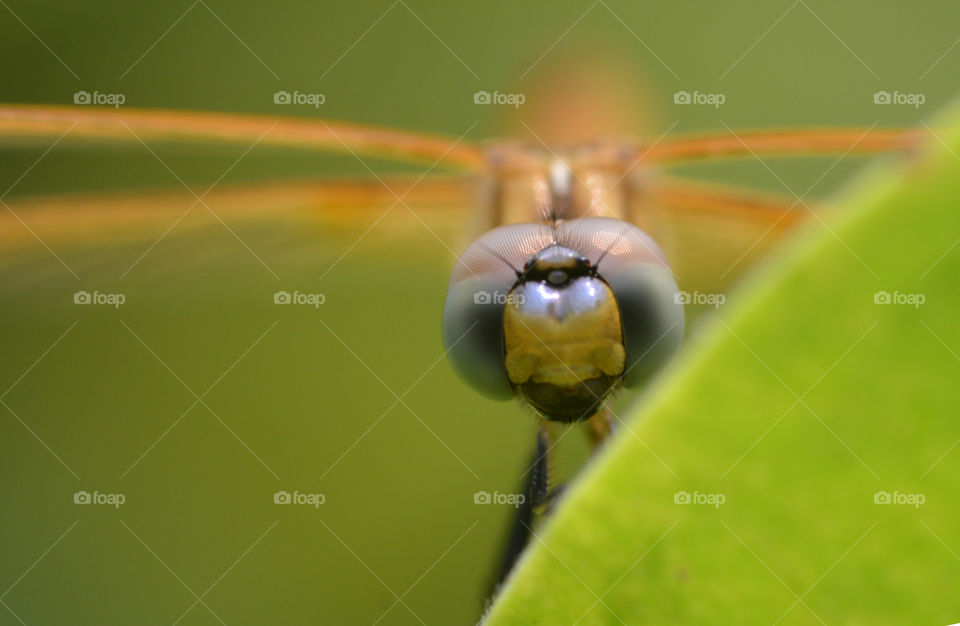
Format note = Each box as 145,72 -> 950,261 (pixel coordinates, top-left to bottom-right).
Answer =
0,0 -> 951,624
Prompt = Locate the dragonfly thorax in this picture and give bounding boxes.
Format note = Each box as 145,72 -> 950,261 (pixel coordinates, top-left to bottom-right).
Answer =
478,142 -> 641,231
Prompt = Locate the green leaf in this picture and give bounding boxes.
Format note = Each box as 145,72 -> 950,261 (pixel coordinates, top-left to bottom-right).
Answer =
485,113 -> 960,624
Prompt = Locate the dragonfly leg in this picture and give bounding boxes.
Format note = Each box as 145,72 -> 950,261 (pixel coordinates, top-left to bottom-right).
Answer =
490,425 -> 550,590
585,406 -> 616,448
487,409 -> 615,600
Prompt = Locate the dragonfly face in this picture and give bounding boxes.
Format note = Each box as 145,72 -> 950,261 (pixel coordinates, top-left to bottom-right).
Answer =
504,244 -> 624,422
441,215 -> 684,422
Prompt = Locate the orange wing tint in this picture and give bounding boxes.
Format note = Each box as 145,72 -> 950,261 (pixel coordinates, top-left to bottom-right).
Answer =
0,175 -> 474,249
636,177 -> 808,294
629,128 -> 921,291
644,178 -> 802,220
0,103 -> 922,290
640,128 -> 922,164
0,105 -> 921,170
0,104 -> 485,169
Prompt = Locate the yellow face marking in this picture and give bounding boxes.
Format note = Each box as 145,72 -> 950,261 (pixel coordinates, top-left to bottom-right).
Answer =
503,281 -> 625,387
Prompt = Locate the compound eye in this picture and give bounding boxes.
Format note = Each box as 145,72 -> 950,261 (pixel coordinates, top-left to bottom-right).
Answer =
442,223 -> 555,399
557,218 -> 685,387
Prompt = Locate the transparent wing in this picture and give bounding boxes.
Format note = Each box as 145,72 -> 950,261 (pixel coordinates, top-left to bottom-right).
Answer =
0,175 -> 475,251
0,104 -> 918,292
624,126 -> 921,294
0,104 -> 485,169
636,177 -> 806,295
639,127 -> 921,164
0,170 -> 856,295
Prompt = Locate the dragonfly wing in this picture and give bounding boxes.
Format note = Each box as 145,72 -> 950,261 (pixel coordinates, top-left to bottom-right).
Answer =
0,175 -> 475,265
639,127 -> 921,164
633,177 -> 807,297
4,171 -> 806,291
0,175 -> 476,250
0,104 -> 485,169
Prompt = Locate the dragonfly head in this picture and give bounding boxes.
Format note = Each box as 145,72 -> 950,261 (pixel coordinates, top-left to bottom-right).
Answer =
442,218 -> 684,422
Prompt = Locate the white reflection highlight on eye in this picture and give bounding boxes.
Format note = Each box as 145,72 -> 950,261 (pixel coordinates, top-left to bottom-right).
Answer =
535,283 -> 561,300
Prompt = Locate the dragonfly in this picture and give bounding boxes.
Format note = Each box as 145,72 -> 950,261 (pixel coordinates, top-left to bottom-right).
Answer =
0,103 -> 921,590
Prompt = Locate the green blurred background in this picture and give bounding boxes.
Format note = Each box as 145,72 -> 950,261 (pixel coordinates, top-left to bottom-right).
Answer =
0,0 -> 952,623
